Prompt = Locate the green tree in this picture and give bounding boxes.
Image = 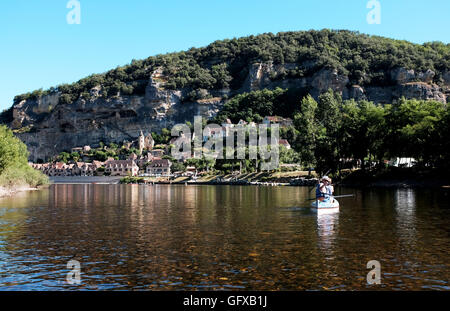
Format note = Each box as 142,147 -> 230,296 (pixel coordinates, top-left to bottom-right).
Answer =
386,98 -> 445,166
70,152 -> 81,162
293,95 -> 318,166
314,90 -> 343,175
0,125 -> 48,187
340,100 -> 386,169
58,152 -> 71,163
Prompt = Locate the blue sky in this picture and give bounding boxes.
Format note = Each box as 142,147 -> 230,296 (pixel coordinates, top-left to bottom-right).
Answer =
1,0 -> 449,111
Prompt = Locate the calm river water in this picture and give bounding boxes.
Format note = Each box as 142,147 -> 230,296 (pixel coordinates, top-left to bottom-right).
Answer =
0,184 -> 449,290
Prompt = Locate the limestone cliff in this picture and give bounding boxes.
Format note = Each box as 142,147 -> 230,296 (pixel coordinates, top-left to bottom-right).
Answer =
6,63 -> 450,162
3,30 -> 449,161
8,68 -> 226,161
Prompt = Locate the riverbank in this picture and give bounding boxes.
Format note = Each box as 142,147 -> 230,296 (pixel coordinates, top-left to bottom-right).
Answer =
50,176 -> 123,184
338,167 -> 450,188
120,171 -> 318,186
0,185 -> 40,198
42,168 -> 450,189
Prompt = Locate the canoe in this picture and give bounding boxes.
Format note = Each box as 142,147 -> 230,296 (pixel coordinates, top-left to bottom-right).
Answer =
310,199 -> 340,214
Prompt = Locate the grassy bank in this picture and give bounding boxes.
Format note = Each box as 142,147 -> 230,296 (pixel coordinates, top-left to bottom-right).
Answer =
0,165 -> 48,188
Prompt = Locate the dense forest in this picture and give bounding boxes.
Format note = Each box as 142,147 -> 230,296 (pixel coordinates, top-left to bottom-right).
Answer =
9,29 -> 450,107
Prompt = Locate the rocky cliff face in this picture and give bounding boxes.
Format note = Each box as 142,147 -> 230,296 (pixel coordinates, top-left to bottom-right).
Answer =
241,62 -> 449,103
8,63 -> 450,161
11,67 -> 225,161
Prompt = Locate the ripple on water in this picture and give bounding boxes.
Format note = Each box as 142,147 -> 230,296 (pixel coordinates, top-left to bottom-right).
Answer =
0,185 -> 449,290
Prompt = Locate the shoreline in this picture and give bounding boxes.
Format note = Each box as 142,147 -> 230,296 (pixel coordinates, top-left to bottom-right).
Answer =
337,167 -> 450,189
46,176 -> 450,189
337,180 -> 450,189
0,185 -> 40,198
2,178 -> 449,192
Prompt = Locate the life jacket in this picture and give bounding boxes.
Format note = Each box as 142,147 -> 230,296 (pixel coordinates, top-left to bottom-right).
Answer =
316,184 -> 326,198
316,183 -> 332,198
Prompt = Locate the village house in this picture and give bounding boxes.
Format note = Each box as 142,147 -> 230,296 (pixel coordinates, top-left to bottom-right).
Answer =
66,163 -> 75,175
206,120 -> 251,141
279,139 -> 291,150
81,160 -> 104,176
105,159 -> 139,176
69,145 -> 91,154
30,160 -> 105,177
150,149 -> 165,158
263,116 -> 293,128
146,159 -> 172,176
73,162 -> 85,175
71,147 -> 83,153
203,127 -> 224,142
46,162 -> 70,176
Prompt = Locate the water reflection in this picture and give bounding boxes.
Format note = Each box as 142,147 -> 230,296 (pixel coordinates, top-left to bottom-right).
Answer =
394,189 -> 418,252
0,185 -> 448,290
317,213 -> 339,255
395,189 -> 417,219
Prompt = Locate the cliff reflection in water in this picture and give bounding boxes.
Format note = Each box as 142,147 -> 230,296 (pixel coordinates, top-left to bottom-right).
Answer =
0,184 -> 448,290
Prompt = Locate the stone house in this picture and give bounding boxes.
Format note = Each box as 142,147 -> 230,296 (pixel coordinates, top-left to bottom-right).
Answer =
279,139 -> 291,150
150,149 -> 165,158
263,116 -> 293,127
146,159 -> 172,176
105,160 -> 139,176
79,162 -> 102,176
47,162 -> 70,176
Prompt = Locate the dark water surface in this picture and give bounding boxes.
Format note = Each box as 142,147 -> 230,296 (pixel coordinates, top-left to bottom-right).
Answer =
0,184 -> 449,290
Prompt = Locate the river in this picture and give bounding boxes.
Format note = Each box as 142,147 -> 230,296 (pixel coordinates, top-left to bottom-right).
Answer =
0,184 -> 449,290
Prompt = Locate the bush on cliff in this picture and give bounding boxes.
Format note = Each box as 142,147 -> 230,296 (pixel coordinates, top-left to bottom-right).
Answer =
0,125 -> 48,187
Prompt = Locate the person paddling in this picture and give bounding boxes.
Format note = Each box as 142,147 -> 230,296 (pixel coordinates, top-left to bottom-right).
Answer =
316,176 -> 334,202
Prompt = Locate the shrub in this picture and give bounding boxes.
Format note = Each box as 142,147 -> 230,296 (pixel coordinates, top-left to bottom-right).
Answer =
0,125 -> 48,188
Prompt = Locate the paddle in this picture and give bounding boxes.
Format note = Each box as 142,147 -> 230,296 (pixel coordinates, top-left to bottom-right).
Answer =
307,194 -> 355,201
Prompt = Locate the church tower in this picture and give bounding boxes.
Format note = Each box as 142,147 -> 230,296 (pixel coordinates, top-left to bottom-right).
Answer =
138,131 -> 145,154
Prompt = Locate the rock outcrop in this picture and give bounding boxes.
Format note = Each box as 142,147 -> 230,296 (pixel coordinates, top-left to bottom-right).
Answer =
310,68 -> 350,97
11,68 -> 226,161
394,82 -> 446,103
6,64 -> 448,161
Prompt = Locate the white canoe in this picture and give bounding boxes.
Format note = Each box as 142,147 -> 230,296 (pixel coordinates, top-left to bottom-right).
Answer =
311,199 -> 340,214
